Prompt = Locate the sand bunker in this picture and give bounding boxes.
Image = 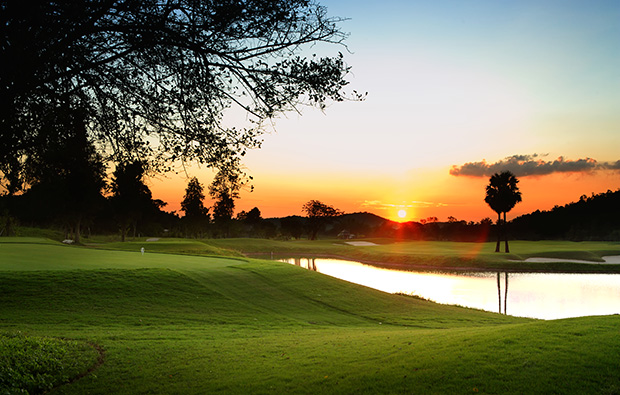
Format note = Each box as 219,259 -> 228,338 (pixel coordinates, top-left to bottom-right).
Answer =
146,238 -> 160,242
344,241 -> 378,246
520,256 -> 620,264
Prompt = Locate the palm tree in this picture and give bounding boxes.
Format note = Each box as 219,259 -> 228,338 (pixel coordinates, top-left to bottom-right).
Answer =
485,171 -> 522,252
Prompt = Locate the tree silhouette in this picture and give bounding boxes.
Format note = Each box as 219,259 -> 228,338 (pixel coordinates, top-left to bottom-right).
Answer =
237,207 -> 262,224
1,1 -> 359,193
484,171 -> 522,252
22,111 -> 106,243
212,192 -> 235,221
302,200 -> 343,240
181,177 -> 209,238
110,161 -> 159,241
209,167 -> 246,237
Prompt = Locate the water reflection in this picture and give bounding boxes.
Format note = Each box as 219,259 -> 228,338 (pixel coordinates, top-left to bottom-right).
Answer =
280,257 -> 620,320
291,257 -> 319,271
497,272 -> 508,315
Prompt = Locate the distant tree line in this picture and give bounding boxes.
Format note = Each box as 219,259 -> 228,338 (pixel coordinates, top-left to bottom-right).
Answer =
0,171 -> 263,241
273,187 -> 619,242
0,186 -> 495,242
510,189 -> 620,241
2,186 -> 618,242
265,212 -> 495,242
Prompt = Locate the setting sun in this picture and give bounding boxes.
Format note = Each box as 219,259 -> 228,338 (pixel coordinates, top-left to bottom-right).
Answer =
397,209 -> 407,219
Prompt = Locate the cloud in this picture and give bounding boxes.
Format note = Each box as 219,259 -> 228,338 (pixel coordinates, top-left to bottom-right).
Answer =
450,154 -> 620,177
602,160 -> 620,170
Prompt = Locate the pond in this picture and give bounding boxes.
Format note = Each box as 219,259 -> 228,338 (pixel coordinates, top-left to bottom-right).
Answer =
278,257 -> 620,320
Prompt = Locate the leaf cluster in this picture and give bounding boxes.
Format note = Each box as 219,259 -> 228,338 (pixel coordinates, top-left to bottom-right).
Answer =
302,199 -> 343,218
484,171 -> 522,216
181,176 -> 209,219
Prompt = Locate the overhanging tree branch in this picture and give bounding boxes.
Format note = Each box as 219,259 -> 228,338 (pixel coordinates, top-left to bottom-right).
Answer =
1,0 -> 360,194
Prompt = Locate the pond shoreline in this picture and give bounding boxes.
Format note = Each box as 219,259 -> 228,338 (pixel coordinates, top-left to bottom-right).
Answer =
272,256 -> 620,320
245,252 -> 620,274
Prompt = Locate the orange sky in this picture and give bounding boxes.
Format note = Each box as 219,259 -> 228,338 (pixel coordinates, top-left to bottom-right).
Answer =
149,165 -> 620,223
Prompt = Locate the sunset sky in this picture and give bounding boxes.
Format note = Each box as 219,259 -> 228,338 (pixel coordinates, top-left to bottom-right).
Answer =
151,0 -> 620,222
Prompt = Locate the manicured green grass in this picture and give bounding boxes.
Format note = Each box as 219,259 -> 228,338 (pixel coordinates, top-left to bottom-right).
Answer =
202,238 -> 620,272
89,238 -> 244,257
0,238 -> 242,271
1,238 -> 620,393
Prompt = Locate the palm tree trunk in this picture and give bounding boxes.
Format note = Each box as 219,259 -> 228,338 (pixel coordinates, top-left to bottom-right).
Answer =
503,211 -> 510,253
497,272 -> 501,313
495,212 -> 501,252
504,272 -> 509,315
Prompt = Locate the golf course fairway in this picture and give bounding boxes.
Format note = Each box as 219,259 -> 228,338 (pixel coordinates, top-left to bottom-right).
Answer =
1,238 -> 619,394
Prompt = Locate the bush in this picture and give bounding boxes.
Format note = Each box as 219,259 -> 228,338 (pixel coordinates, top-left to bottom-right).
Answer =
0,332 -> 98,394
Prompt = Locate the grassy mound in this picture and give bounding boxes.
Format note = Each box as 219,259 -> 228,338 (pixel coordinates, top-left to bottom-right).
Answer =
90,238 -> 243,257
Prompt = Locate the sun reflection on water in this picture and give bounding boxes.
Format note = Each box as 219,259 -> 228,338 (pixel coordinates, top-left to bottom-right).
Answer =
280,258 -> 620,320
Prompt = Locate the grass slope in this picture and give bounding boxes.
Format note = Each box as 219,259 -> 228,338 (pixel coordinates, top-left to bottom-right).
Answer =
89,238 -> 244,257
1,238 -> 619,393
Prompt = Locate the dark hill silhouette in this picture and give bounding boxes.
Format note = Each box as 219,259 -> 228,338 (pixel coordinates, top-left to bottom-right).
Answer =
339,212 -> 389,227
265,212 -> 390,239
265,212 -> 490,241
510,189 -> 620,241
